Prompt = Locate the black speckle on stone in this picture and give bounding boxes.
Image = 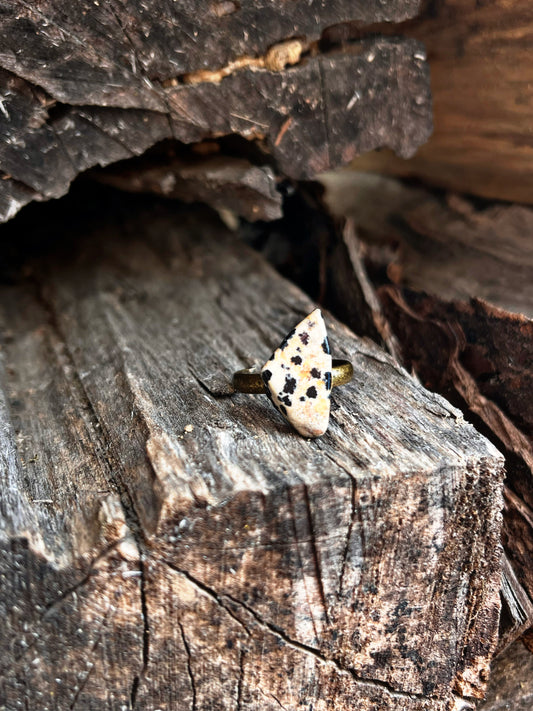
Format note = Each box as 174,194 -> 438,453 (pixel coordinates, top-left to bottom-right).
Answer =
299,332 -> 309,345
296,346 -> 301,353
279,328 -> 295,350
306,386 -> 317,399
262,369 -> 272,383
280,395 -> 292,407
310,367 -> 321,378
283,375 -> 297,394
322,338 -> 330,354
291,355 -> 302,365
300,396 -> 306,401
325,371 -> 332,389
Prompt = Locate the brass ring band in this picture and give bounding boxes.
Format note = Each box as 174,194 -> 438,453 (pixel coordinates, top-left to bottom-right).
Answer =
233,359 -> 353,394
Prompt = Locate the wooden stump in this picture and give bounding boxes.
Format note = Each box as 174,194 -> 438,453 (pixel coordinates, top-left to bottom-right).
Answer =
0,192 -> 505,709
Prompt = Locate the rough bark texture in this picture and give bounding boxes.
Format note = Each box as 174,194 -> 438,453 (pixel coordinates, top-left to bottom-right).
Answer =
343,0 -> 533,204
0,190 -> 504,710
0,1 -> 432,223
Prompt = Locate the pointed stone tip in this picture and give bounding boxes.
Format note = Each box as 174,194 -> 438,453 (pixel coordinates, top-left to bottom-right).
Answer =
296,423 -> 327,438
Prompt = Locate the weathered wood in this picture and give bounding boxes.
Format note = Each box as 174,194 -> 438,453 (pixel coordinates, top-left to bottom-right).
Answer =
320,171 -> 533,651
498,554 -> 533,653
340,0 -> 533,204
0,191 -> 504,709
0,1 -> 432,222
326,217 -> 402,360
321,172 -> 533,319
96,153 -> 283,222
0,0 -> 422,92
378,293 -> 533,649
478,639 -> 533,711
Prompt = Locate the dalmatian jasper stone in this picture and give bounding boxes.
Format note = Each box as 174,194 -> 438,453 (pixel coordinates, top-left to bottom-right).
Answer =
261,308 -> 332,437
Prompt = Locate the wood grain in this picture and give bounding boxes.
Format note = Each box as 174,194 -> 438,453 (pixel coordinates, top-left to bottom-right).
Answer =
321,171 -> 533,318
0,1 -> 432,222
345,0 -> 533,204
0,192 -> 504,709
478,640 -> 533,711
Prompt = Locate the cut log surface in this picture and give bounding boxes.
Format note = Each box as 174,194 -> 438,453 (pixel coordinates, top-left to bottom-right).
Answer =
0,1 -> 432,222
0,195 -> 504,710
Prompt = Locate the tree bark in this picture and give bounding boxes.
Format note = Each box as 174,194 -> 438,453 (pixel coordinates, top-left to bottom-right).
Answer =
0,1 -> 432,223
0,190 -> 505,710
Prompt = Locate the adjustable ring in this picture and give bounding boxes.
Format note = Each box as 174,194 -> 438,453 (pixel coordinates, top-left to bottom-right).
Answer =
232,309 -> 353,438
233,360 -> 354,393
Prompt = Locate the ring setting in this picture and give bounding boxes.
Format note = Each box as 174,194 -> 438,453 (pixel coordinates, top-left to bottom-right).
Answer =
233,309 -> 353,437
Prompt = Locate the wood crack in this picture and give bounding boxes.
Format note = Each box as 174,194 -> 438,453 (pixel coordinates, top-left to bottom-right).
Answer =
179,621 -> 198,711
286,486 -> 320,642
162,560 -> 434,702
320,450 -> 368,604
107,1 -> 143,79
271,693 -> 290,710
68,602 -> 116,710
69,662 -> 96,710
24,280 -> 156,708
8,543 -> 116,666
188,369 -> 219,400
131,552 -> 151,709
303,482 -> 330,625
0,169 -> 37,196
339,474 -> 357,599
41,542 -> 119,621
75,111 -> 137,159
165,38 -> 308,87
236,649 -> 245,711
163,559 -> 252,637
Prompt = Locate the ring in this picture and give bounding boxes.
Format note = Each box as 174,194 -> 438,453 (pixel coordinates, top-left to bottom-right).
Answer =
233,361 -> 354,393
233,309 -> 353,438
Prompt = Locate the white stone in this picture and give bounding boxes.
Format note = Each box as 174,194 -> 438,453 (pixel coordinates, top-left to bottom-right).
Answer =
261,309 -> 332,437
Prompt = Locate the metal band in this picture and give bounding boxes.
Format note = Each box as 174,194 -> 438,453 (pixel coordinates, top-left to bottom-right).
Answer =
233,359 -> 353,394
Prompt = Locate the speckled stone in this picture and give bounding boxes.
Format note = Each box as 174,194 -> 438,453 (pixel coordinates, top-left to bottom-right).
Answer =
261,309 -> 332,437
